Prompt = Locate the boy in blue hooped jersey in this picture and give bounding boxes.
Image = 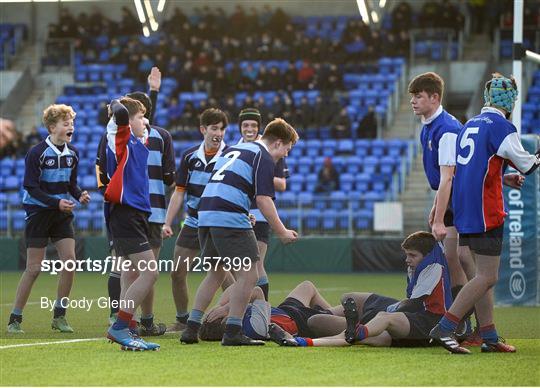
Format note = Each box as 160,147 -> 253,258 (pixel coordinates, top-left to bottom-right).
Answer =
408,72 -> 469,319
162,108 -> 234,332
430,73 -> 540,354
7,104 -> 90,334
237,107 -> 289,301
180,118 -> 299,346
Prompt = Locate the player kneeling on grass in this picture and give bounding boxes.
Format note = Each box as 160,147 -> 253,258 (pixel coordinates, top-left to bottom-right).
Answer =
285,231 -> 454,348
103,98 -> 160,351
180,118 -> 299,346
8,104 -> 90,334
198,280 -> 343,342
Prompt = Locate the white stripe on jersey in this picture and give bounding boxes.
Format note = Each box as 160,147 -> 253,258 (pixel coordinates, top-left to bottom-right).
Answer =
410,263 -> 443,299
496,132 -> 539,174
438,132 -> 457,166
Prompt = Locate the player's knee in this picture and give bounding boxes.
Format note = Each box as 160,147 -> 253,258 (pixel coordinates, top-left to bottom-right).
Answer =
300,280 -> 315,290
24,268 -> 41,280
374,311 -> 390,321
143,269 -> 159,284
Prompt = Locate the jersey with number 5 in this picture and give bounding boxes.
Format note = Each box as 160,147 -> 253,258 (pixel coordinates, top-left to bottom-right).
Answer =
198,141 -> 275,229
453,107 -> 539,234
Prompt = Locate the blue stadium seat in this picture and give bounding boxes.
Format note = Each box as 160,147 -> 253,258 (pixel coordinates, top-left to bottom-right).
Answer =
337,139 -> 354,155
289,175 -> 304,192
354,174 -> 371,193
3,176 -> 18,191
13,210 -> 26,231
321,209 -> 338,230
76,210 -> 91,230
363,156 -> 379,175
340,173 -> 354,192
330,190 -> 347,210
303,209 -> 320,229
346,156 -> 362,174
298,157 -> 313,175
305,174 -> 318,192
354,209 -> 373,230
321,140 -> 336,157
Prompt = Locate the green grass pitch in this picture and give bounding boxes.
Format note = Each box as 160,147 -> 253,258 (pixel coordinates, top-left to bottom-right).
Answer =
1,272 -> 539,386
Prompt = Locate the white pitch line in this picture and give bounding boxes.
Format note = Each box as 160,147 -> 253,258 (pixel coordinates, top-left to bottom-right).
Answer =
0,338 -> 103,350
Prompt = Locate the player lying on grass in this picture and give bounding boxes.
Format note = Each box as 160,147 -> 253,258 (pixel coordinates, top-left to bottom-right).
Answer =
282,231 -> 453,348
197,280 -> 343,342
8,104 -> 90,334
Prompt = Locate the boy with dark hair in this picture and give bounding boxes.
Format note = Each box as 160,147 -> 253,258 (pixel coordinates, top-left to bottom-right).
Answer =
237,107 -> 289,300
429,73 -> 540,354
8,104 -> 90,334
286,231 -> 453,348
408,72 -> 471,339
104,97 -> 160,351
162,107 -> 234,332
180,118 -> 299,346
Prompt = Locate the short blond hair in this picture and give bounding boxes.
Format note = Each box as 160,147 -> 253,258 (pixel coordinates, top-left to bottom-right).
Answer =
42,104 -> 76,132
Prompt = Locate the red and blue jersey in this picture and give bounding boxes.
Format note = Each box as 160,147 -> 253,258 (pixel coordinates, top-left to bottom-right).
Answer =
103,118 -> 151,214
420,106 -> 462,190
453,107 -> 539,233
406,242 -> 452,316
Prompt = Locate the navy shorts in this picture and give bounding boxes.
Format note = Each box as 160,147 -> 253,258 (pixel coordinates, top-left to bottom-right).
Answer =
108,204 -> 151,256
175,225 -> 200,250
25,210 -> 74,248
276,297 -> 332,338
253,222 -> 270,244
198,227 -> 260,264
360,294 -> 399,324
459,224 -> 504,256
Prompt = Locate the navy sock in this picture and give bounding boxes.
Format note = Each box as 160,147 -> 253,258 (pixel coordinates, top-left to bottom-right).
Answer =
108,274 -> 121,315
53,300 -> 66,318
224,317 -> 242,337
140,314 -> 154,329
440,312 -> 460,332
187,309 -> 204,331
176,312 -> 189,324
9,313 -> 22,325
480,324 -> 498,343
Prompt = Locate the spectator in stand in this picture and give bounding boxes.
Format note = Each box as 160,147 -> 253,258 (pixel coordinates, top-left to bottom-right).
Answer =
330,107 -> 352,139
0,118 -> 23,158
24,126 -> 43,151
284,61 -> 298,92
119,6 -> 139,35
420,1 -> 443,29
312,95 -> 333,128
168,97 -> 183,127
297,61 -> 315,90
295,96 -> 314,130
315,157 -> 340,194
358,106 -> 378,139
391,2 -> 412,33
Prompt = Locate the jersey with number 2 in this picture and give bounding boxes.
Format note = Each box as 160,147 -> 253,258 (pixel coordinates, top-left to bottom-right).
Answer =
453,108 -> 537,233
